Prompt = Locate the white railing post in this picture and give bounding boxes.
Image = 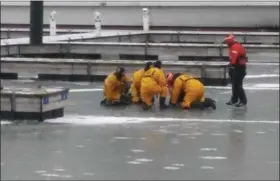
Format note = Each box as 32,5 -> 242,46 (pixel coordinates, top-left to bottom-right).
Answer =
94,11 -> 101,36
49,10 -> 57,36
142,8 -> 150,32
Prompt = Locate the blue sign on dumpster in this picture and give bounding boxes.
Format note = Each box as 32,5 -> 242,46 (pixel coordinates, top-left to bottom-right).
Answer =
42,97 -> 49,104
61,92 -> 68,100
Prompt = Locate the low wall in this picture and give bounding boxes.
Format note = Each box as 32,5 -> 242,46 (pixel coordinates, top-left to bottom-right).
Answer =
1,42 -> 278,62
0,58 -> 229,86
0,29 -> 84,39
74,31 -> 279,45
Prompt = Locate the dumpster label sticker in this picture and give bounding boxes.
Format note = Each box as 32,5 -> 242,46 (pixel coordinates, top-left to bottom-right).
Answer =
61,92 -> 68,100
42,97 -> 49,104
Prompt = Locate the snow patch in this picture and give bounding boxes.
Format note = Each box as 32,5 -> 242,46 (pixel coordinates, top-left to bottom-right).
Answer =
201,166 -> 215,170
164,166 -> 180,170
131,149 -> 145,153
199,156 -> 227,160
232,129 -> 243,133
1,121 -> 13,125
134,158 -> 153,163
76,145 -> 85,148
34,170 -> 47,174
127,161 -> 142,165
200,148 -> 218,151
171,163 -> 184,167
246,74 -> 279,79
84,172 -> 95,176
41,173 -> 72,178
210,133 -> 227,136
54,168 -> 66,172
44,115 -> 279,125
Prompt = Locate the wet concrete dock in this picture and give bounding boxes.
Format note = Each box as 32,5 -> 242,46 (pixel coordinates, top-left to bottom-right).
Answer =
1,63 -> 279,180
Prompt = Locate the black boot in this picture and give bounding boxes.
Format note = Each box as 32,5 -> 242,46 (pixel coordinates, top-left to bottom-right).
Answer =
190,100 -> 204,110
159,97 -> 169,110
152,97 -> 155,103
120,95 -> 132,105
203,98 -> 216,110
235,101 -> 247,107
142,102 -> 152,111
100,99 -> 107,106
226,100 -> 237,105
100,99 -> 116,107
137,99 -> 143,104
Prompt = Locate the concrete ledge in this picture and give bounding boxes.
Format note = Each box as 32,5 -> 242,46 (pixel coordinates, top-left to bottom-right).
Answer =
2,29 -> 279,45
36,74 -> 227,86
1,42 -> 278,61
1,28 -> 92,39
0,57 -> 229,86
1,31 -> 143,46
73,31 -> 280,45
0,87 -> 69,121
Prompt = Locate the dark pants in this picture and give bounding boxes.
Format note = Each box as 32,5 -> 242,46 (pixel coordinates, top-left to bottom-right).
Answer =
229,67 -> 247,104
100,94 -> 132,107
178,92 -> 185,103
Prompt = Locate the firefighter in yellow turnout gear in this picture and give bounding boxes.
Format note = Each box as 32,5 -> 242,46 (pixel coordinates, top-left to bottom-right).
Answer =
167,73 -> 216,110
130,62 -> 153,104
140,61 -> 169,110
100,67 -> 132,106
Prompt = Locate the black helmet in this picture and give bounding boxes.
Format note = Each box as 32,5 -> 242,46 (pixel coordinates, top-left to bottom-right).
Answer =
153,60 -> 162,68
116,67 -> 125,74
144,61 -> 153,71
173,73 -> 182,80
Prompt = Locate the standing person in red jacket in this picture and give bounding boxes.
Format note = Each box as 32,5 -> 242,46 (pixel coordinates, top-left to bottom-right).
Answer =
224,33 -> 247,107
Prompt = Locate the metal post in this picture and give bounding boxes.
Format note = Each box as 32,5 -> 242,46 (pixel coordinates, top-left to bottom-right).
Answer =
142,8 -> 150,32
94,11 -> 101,36
49,10 -> 57,36
30,1 -> 44,45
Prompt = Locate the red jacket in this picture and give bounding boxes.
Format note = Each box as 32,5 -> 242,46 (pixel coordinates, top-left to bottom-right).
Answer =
229,42 -> 247,66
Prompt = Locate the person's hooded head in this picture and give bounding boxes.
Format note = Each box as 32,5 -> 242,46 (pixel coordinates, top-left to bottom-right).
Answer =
224,33 -> 236,47
115,67 -> 125,79
144,61 -> 153,71
153,60 -> 162,69
166,72 -> 183,88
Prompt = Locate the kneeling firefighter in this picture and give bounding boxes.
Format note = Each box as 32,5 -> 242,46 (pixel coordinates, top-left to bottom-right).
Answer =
100,67 -> 131,106
140,62 -> 169,110
130,62 -> 153,104
167,73 -> 216,110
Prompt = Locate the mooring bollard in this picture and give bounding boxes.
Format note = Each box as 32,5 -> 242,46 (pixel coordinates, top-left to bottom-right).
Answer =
94,11 -> 101,36
49,10 -> 57,36
142,8 -> 150,32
